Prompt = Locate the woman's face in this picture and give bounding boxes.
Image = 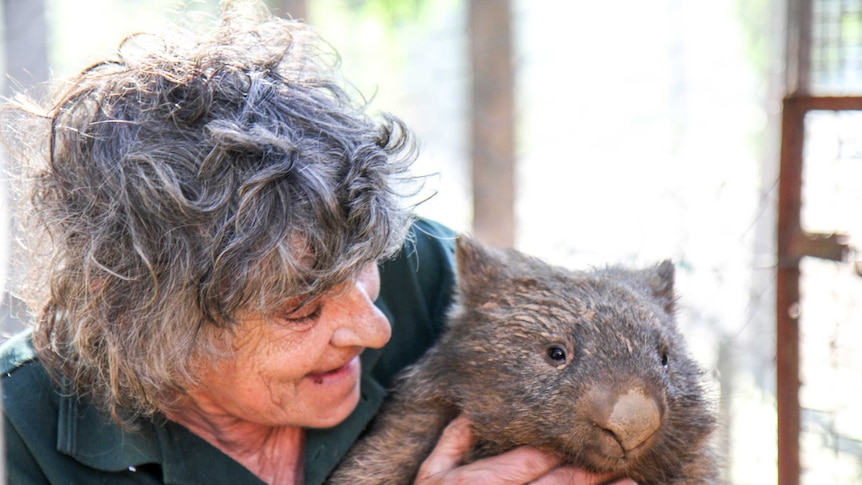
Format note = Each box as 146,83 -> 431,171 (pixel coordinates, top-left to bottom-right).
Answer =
184,263 -> 391,429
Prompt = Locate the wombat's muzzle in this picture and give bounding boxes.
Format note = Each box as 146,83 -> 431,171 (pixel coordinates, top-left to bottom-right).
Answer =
581,382 -> 664,460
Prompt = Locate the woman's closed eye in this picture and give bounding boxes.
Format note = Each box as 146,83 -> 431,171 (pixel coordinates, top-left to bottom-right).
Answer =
276,301 -> 323,325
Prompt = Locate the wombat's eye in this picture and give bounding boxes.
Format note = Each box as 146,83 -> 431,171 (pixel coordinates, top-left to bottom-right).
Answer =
660,352 -> 669,367
547,346 -> 567,365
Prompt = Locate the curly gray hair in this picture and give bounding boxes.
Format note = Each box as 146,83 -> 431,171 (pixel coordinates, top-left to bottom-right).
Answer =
4,0 -> 416,426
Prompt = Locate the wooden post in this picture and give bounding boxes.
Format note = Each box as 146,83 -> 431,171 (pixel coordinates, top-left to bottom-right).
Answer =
776,96 -> 804,485
468,0 -> 515,248
777,1 -> 811,483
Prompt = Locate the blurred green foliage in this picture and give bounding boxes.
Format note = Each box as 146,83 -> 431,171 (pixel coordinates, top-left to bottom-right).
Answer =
346,0 -> 429,25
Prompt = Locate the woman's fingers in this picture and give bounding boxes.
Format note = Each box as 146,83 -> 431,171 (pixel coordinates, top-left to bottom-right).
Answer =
415,415 -> 474,481
416,416 -> 561,484
533,467 -> 638,485
415,415 -> 638,485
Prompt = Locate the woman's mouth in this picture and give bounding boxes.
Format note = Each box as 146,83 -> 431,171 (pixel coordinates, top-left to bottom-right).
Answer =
307,356 -> 360,385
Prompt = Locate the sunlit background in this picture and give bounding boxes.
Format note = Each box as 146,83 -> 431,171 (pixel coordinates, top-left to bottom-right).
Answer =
1,1 -> 860,484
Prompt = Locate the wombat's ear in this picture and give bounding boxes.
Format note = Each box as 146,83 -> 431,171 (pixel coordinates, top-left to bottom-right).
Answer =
636,260 -> 676,314
454,235 -> 501,292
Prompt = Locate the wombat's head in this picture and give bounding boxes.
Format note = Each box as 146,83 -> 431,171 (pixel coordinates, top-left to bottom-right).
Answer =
438,237 -> 715,479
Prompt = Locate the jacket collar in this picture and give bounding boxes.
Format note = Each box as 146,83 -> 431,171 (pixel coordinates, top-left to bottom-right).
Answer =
56,392 -> 266,484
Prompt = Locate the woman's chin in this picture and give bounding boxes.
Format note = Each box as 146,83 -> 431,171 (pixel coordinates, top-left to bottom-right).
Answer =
300,357 -> 363,428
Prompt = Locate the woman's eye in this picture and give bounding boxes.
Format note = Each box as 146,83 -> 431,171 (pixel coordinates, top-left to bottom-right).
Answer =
546,345 -> 567,365
278,303 -> 322,324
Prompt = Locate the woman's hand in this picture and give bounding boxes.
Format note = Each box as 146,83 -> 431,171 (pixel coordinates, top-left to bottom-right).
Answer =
415,416 -> 637,485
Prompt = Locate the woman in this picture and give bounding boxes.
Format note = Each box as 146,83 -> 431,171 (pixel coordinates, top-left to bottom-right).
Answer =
1,1 -> 636,484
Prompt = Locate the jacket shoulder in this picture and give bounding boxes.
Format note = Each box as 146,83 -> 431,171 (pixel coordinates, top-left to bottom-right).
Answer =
0,329 -> 37,375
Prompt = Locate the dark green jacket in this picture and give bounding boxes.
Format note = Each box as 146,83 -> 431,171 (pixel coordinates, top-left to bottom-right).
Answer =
1,219 -> 457,485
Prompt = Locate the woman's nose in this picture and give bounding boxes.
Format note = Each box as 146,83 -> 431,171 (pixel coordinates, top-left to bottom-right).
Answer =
330,302 -> 391,349
330,265 -> 392,349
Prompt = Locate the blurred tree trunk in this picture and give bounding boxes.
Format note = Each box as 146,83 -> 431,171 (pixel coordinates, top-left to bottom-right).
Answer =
2,0 -> 49,97
468,0 -> 515,248
278,0 -> 307,20
2,0 -> 48,337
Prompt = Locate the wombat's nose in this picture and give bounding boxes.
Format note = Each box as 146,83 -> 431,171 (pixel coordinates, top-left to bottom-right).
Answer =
604,389 -> 661,451
586,386 -> 662,454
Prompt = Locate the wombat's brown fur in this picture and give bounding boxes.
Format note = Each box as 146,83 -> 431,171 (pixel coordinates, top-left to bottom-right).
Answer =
328,237 -> 720,484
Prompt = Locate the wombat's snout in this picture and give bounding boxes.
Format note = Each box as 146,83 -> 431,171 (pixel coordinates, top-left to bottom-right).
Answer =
583,384 -> 663,460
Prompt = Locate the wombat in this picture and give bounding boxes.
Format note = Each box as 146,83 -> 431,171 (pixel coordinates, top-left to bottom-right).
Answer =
327,237 -> 720,484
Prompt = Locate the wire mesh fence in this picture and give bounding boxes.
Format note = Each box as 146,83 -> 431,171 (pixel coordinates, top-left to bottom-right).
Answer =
811,0 -> 862,93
